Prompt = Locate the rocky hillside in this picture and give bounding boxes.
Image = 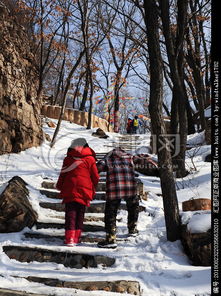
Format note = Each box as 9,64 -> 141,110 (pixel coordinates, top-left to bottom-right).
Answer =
0,4 -> 43,155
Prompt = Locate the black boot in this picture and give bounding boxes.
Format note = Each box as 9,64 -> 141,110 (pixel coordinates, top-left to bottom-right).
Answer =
128,227 -> 139,237
97,234 -> 117,249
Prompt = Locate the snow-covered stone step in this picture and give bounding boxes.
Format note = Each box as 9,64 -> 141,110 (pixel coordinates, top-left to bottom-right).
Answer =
40,189 -> 106,200
118,135 -> 141,139
2,245 -> 115,268
39,201 -> 146,213
35,221 -> 105,232
46,214 -> 105,223
23,232 -> 132,244
41,181 -> 107,192
99,176 -> 141,182
116,142 -> 141,146
103,144 -> 142,149
23,232 -> 104,243
96,182 -> 106,191
0,288 -> 48,296
24,276 -> 141,295
96,154 -> 108,160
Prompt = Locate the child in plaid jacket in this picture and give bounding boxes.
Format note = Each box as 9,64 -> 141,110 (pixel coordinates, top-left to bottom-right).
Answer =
96,147 -> 139,248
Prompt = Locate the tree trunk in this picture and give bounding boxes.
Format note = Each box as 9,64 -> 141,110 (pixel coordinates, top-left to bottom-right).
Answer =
170,88 -> 179,134
79,70 -> 90,111
159,0 -> 188,178
113,71 -> 121,133
183,83 -> 196,134
185,52 -> 206,131
72,71 -> 85,109
53,55 -> 66,105
87,71 -> 93,129
143,0 -> 180,242
163,103 -> 171,117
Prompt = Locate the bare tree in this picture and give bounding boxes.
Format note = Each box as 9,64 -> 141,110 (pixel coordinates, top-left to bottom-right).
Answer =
50,49 -> 85,147
184,0 -> 210,131
143,0 -> 180,241
99,0 -> 141,132
159,0 -> 189,178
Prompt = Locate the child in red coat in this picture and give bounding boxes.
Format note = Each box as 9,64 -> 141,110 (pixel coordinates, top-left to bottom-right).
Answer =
56,138 -> 99,246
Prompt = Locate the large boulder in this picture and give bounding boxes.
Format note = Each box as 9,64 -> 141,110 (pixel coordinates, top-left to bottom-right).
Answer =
0,176 -> 38,232
92,128 -> 109,139
0,6 -> 43,155
133,154 -> 159,177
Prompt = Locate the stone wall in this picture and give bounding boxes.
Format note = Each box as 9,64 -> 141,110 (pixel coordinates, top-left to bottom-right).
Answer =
0,6 -> 43,155
41,105 -> 114,132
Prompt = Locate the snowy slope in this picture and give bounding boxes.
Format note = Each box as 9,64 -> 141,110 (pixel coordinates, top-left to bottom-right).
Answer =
0,119 -> 211,296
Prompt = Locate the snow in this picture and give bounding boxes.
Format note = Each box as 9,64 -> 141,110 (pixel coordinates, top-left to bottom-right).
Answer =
187,131 -> 206,146
0,119 -> 211,296
181,211 -> 211,234
204,106 -> 211,118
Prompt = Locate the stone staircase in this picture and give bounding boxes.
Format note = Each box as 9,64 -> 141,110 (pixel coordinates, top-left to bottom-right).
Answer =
1,135 -> 146,295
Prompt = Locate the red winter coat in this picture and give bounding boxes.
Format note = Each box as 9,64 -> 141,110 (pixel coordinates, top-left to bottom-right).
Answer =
56,147 -> 99,206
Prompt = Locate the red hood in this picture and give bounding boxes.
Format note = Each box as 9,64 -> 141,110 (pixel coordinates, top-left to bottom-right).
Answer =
67,147 -> 96,159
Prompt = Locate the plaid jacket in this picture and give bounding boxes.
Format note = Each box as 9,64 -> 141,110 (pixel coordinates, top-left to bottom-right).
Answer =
97,148 -> 137,200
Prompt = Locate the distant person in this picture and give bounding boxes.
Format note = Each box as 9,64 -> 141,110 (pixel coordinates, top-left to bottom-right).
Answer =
96,147 -> 139,249
126,118 -> 133,134
56,138 -> 99,246
132,115 -> 139,134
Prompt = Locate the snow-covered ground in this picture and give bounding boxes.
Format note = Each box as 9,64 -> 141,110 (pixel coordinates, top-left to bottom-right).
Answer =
0,119 -> 211,296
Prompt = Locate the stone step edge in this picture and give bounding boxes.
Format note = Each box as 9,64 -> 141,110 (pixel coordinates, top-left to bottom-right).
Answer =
41,181 -> 106,190
24,276 -> 141,295
39,189 -> 106,199
39,202 -> 146,213
3,245 -> 115,268
35,221 -> 105,232
0,288 -> 47,296
23,232 -> 132,243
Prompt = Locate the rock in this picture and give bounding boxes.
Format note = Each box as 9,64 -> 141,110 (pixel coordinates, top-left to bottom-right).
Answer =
0,9 -> 43,155
181,224 -> 211,266
41,181 -> 56,189
46,121 -> 56,128
115,286 -> 125,293
44,133 -> 51,142
0,176 -> 38,232
23,277 -> 141,295
182,198 -> 211,211
133,154 -> 159,177
3,245 -> 115,268
86,285 -> 98,291
92,128 -> 109,138
0,288 -> 47,296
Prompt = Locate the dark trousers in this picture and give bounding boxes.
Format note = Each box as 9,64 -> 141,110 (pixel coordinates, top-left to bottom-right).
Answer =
65,201 -> 86,231
104,196 -> 139,236
132,126 -> 138,134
